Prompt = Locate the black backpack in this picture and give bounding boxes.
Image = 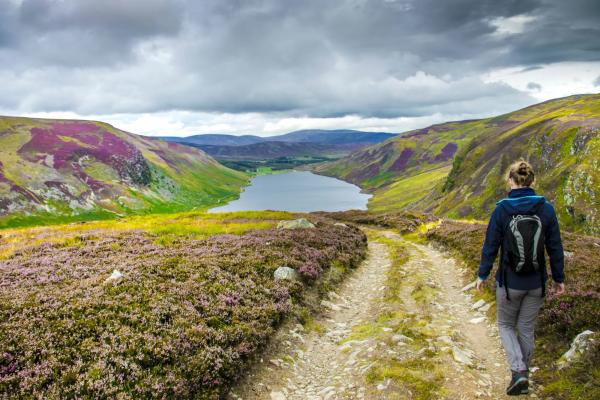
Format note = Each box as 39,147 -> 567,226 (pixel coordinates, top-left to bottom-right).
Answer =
502,208 -> 546,298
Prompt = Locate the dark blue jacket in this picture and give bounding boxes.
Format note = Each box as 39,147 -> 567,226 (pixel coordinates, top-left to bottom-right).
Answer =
478,187 -> 565,290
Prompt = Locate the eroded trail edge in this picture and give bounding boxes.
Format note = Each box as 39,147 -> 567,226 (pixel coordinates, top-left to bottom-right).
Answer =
231,230 -> 515,399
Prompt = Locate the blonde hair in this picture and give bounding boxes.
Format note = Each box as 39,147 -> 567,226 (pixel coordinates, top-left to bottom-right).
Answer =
508,160 -> 535,187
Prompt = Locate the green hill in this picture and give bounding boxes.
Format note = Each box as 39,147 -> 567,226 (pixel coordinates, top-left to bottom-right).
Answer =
314,94 -> 600,234
0,116 -> 249,227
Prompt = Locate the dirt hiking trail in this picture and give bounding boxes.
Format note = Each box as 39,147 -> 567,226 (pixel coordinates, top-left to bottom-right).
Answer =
230,229 -> 532,399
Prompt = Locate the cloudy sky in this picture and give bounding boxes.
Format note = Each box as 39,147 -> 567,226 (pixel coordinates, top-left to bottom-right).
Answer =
1,0 -> 599,136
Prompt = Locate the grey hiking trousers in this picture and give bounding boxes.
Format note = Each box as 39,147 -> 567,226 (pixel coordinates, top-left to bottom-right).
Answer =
496,284 -> 544,372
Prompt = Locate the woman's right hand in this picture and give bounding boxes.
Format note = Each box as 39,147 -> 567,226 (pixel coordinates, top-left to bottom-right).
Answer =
476,277 -> 485,292
554,282 -> 566,296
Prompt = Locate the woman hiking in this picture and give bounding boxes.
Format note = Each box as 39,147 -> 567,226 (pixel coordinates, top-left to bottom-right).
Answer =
476,160 -> 565,396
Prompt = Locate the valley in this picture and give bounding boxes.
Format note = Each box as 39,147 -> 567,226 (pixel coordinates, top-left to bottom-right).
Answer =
161,130 -> 397,173
1,94 -> 599,399
2,1 -> 598,399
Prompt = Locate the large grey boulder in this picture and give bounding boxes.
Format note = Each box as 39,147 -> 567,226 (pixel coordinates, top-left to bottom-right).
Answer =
277,218 -> 316,229
274,266 -> 300,281
558,330 -> 596,369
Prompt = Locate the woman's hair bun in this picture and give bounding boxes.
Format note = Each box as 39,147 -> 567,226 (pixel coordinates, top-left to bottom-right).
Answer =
517,163 -> 529,174
508,160 -> 535,186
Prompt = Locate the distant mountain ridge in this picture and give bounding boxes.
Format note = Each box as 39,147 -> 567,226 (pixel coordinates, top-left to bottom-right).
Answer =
0,117 -> 248,227
314,94 -> 600,234
160,129 -> 397,171
160,134 -> 264,146
194,141 -> 354,160
160,129 -> 396,147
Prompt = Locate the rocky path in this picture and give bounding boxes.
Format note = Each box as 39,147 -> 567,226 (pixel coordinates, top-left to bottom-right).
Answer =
230,230 -> 525,399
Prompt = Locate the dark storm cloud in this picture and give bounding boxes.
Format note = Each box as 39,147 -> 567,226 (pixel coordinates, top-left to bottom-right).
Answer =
1,0 -> 184,66
527,82 -> 542,91
0,0 -> 598,118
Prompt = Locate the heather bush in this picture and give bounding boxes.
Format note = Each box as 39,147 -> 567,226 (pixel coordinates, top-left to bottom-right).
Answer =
0,219 -> 366,399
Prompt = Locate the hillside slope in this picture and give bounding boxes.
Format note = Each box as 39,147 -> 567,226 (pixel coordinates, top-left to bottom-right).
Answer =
312,119 -> 486,209
314,94 -> 600,234
0,117 -> 248,227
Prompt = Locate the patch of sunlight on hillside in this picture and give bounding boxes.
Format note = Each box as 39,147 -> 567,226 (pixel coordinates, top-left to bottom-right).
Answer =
0,210 -> 294,259
369,166 -> 451,212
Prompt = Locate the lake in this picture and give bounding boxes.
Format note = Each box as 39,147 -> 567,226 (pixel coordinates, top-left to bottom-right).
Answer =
209,171 -> 371,213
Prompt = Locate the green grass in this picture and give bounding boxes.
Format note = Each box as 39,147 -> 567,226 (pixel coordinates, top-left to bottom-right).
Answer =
346,230 -> 445,398
0,210 -> 295,259
369,166 -> 451,212
365,359 -> 445,400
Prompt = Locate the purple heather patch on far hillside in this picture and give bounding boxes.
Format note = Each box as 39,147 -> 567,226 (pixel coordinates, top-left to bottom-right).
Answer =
434,142 -> 457,162
347,162 -> 380,182
19,122 -> 139,169
15,121 -> 152,190
389,147 -> 414,172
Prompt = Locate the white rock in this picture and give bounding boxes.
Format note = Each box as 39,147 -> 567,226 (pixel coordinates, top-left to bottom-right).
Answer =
274,266 -> 300,281
105,269 -> 123,283
472,299 -> 486,310
564,250 -> 574,258
269,359 -> 281,367
437,335 -> 453,344
317,386 -> 336,396
392,334 -> 414,343
452,346 -> 473,366
334,222 -> 348,228
321,300 -> 341,311
277,218 -> 315,229
469,317 -> 486,324
461,280 -> 477,292
558,330 -> 596,369
270,391 -> 286,400
323,391 -> 336,400
479,303 -> 492,312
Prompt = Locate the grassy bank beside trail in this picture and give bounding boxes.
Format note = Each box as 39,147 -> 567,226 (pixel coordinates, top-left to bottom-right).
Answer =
314,210 -> 437,234
425,219 -> 600,400
0,211 -> 368,399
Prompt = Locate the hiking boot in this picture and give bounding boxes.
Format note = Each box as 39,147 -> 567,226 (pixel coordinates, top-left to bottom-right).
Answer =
519,370 -> 530,394
506,371 -> 528,396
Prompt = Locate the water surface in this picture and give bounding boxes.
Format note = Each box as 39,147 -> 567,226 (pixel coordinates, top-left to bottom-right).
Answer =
210,171 -> 371,213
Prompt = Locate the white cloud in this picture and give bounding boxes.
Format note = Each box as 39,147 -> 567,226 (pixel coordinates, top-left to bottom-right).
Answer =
12,109 -> 488,137
488,14 -> 537,37
483,62 -> 600,101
